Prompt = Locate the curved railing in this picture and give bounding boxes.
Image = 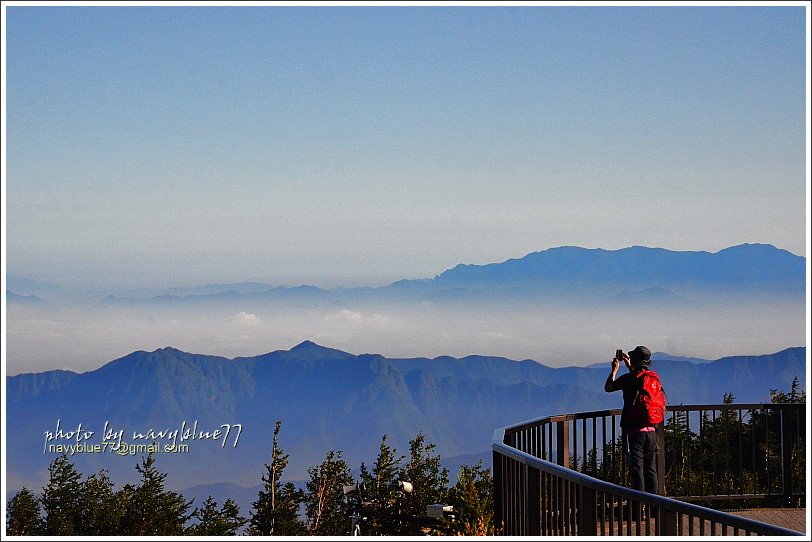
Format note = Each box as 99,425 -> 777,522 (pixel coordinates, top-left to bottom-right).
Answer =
493,403 -> 805,536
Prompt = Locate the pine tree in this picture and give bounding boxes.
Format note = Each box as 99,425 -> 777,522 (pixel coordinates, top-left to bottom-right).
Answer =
358,434 -> 405,535
398,433 -> 450,535
304,450 -> 353,535
445,461 -> 494,535
769,376 -> 806,505
663,407 -> 698,496
6,487 -> 43,536
78,469 -> 124,534
770,376 -> 806,404
120,453 -> 193,535
187,496 -> 247,535
40,454 -> 82,535
248,420 -> 305,535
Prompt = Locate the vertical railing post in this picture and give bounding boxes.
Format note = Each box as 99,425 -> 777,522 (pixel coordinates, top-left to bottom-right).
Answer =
657,508 -> 678,536
657,422 -> 666,495
557,420 -> 570,467
780,405 -> 794,506
493,449 -> 504,534
526,465 -> 541,535
578,486 -> 597,535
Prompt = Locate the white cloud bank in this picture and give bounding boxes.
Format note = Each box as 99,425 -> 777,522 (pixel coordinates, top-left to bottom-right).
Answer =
231,312 -> 263,327
4,298 -> 806,375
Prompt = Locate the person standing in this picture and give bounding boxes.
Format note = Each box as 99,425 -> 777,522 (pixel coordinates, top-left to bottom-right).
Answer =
604,345 -> 665,494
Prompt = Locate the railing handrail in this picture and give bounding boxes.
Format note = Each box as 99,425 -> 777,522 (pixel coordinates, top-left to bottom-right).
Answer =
502,402 -> 802,435
493,402 -> 806,536
493,430 -> 802,535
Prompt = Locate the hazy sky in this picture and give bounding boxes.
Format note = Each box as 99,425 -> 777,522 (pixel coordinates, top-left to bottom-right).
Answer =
4,4 -> 808,289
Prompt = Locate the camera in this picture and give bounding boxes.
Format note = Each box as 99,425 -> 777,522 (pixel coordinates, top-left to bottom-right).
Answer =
426,504 -> 455,519
397,480 -> 413,494
343,482 -> 366,497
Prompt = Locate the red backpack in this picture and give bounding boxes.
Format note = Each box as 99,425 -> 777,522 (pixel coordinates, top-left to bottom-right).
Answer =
627,369 -> 667,427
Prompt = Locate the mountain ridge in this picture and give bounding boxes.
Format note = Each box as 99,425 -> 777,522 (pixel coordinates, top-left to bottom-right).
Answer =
13,342 -> 805,378
13,243 -> 802,305
431,243 -> 804,288
7,342 -> 805,495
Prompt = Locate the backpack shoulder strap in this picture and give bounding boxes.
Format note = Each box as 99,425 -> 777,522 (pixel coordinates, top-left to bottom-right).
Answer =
635,368 -> 651,383
631,369 -> 646,404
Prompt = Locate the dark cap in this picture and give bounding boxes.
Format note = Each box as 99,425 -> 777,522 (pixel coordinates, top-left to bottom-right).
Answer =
629,345 -> 652,366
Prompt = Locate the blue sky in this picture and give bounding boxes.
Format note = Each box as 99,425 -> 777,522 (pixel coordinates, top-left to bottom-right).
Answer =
4,5 -> 808,289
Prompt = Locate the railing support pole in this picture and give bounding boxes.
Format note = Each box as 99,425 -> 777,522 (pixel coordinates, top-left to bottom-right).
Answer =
495,403 -> 806,538
556,420 -> 570,467
660,508 -> 678,536
578,486 -> 597,535
526,465 -> 541,535
780,406 -> 794,506
657,422 -> 666,496
493,450 -> 504,534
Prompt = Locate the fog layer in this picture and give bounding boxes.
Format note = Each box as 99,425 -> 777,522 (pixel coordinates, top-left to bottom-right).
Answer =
6,297 -> 805,375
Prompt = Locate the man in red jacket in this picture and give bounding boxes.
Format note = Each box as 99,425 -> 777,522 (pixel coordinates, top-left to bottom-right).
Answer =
604,345 -> 658,494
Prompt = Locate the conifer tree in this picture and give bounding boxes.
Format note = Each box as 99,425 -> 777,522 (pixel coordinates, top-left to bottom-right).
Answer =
398,433 -> 449,535
188,496 -> 247,535
120,453 -> 193,535
6,487 -> 43,536
358,434 -> 405,535
445,461 -> 494,535
768,376 -> 805,504
78,469 -> 124,535
248,420 -> 305,535
663,407 -> 696,496
770,376 -> 806,404
304,450 -> 353,535
40,454 -> 82,535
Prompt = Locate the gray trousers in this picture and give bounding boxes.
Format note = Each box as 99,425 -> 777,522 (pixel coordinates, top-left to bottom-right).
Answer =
626,431 -> 658,494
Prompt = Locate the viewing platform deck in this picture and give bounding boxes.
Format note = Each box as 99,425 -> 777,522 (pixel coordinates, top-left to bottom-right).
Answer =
493,402 -> 806,536
732,508 -> 806,534
589,508 -> 806,536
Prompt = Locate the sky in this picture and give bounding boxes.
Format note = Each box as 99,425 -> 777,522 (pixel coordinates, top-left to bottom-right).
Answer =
4,4 -> 808,290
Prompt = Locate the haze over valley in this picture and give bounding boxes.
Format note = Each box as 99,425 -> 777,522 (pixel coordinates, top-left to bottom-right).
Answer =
6,244 -> 806,374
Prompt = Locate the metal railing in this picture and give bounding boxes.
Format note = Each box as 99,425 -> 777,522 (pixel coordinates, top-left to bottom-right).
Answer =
493,403 -> 805,536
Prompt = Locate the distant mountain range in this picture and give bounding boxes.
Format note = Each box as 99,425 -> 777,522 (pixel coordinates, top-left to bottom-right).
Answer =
7,342 -> 804,498
583,351 -> 713,368
8,243 -> 805,307
6,291 -> 45,305
432,244 -> 803,288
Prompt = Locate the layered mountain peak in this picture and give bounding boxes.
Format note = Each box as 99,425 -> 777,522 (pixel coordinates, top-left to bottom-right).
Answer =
431,243 -> 803,287
291,340 -> 321,350
285,340 -> 355,360
153,346 -> 186,355
90,346 -> 227,378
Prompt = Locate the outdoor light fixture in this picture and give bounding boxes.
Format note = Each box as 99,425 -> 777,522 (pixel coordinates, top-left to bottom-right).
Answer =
397,480 -> 413,493
426,504 -> 455,519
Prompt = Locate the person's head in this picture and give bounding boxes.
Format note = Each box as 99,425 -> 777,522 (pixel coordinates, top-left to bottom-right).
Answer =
629,345 -> 652,369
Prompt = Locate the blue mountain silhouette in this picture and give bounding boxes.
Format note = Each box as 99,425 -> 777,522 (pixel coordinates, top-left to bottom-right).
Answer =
431,244 -> 803,287
6,342 -> 804,496
7,291 -> 46,305
96,244 -> 804,307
